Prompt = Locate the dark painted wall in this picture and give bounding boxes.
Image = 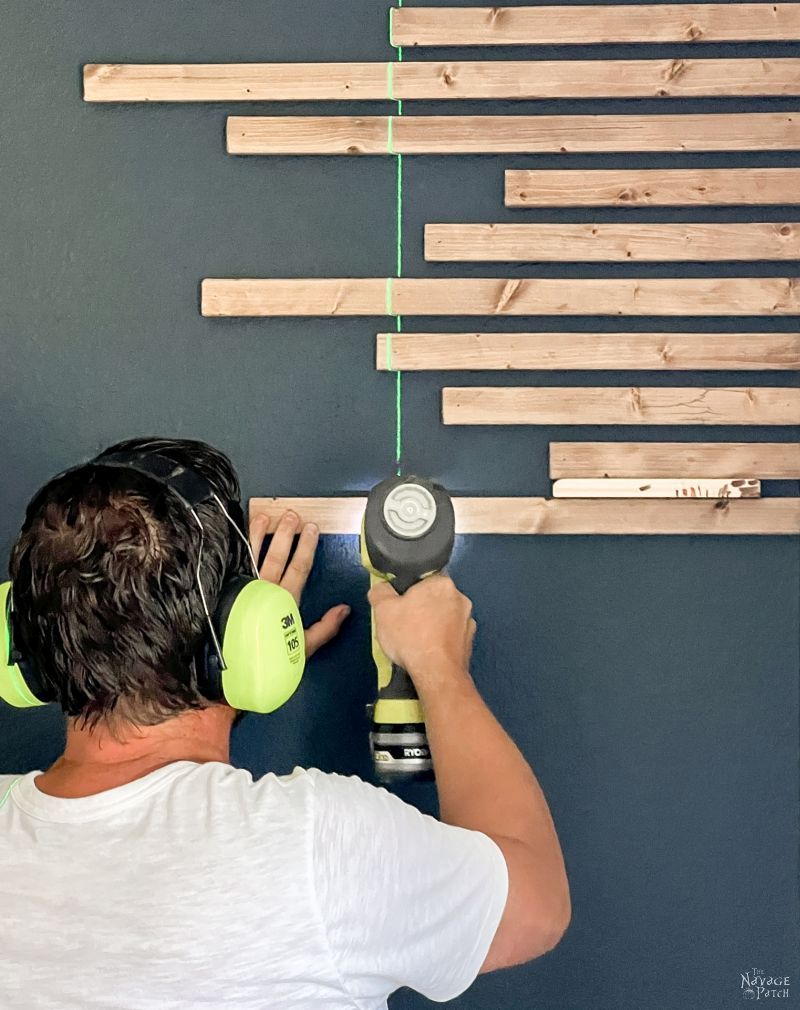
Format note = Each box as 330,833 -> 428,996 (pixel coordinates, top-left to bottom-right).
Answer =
1,3 -> 798,1007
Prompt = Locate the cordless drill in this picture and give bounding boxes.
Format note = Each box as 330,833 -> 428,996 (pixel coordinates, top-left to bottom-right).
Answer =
361,475 -> 455,782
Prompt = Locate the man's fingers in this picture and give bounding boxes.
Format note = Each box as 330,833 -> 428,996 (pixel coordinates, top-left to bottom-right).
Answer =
367,580 -> 399,606
304,604 -> 351,659
259,511 -> 299,583
281,522 -> 319,603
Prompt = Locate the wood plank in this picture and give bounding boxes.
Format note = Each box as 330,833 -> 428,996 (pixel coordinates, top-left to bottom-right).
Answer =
375,332 -> 800,371
550,441 -> 800,478
202,278 -> 390,317
506,168 -> 800,207
442,387 -> 800,425
398,58 -> 800,99
251,498 -> 368,535
250,495 -> 800,535
84,63 -> 389,102
226,113 -> 800,155
227,116 -> 389,155
83,59 -> 800,102
202,277 -> 800,317
552,478 -> 761,497
426,223 -> 800,262
391,5 -> 800,45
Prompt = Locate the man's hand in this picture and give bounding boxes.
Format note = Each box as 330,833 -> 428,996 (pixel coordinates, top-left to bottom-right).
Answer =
249,510 -> 350,658
368,575 -> 476,694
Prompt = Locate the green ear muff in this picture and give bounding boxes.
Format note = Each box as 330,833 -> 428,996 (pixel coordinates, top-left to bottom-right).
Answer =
0,582 -> 48,709
218,579 -> 306,714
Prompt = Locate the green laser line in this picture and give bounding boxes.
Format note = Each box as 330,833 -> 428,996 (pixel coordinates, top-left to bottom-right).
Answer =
389,2 -> 404,474
395,152 -> 403,278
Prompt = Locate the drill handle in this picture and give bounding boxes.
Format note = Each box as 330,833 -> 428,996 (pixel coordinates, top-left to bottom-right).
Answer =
378,662 -> 418,703
372,569 -> 442,720
383,572 -> 421,704
367,560 -> 440,781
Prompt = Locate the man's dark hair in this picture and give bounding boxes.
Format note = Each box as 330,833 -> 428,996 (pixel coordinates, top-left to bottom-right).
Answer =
9,437 -> 246,727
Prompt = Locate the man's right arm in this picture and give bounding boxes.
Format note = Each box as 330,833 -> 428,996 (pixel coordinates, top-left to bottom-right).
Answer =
368,575 -> 571,972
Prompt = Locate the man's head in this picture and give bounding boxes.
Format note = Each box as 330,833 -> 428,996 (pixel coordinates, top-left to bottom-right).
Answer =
9,437 -> 246,727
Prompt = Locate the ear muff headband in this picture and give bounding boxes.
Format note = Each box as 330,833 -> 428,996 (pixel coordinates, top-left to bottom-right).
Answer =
93,450 -> 217,510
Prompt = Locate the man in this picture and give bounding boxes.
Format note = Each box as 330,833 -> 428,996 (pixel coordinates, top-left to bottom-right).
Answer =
0,437 -> 569,1009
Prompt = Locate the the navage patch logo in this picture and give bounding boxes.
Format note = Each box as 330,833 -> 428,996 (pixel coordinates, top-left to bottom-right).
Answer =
741,970 -> 791,1000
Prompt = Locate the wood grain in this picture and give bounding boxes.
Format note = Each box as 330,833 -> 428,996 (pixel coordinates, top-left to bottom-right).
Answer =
84,63 -> 389,101
442,387 -> 800,425
226,113 -> 800,155
202,278 -> 800,317
201,278 -> 390,317
398,58 -> 800,98
250,496 -> 800,535
505,168 -> 800,207
82,59 -> 800,101
391,4 -> 800,45
426,223 -> 800,262
549,441 -> 800,478
227,117 -> 389,155
375,332 -> 800,371
552,478 -> 761,497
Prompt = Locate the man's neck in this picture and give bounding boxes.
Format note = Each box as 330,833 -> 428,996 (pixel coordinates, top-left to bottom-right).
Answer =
35,705 -> 236,799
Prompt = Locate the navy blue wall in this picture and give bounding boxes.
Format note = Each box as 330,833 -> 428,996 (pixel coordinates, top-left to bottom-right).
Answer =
1,3 -> 798,1007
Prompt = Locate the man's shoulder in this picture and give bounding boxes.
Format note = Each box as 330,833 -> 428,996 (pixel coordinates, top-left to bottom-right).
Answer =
196,763 -> 370,791
207,764 -> 378,796
178,760 -> 311,798
301,767 -> 397,806
168,764 -> 398,851
176,763 -> 380,814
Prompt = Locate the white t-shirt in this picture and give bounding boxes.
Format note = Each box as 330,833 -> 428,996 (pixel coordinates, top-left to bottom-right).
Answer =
0,762 -> 508,1010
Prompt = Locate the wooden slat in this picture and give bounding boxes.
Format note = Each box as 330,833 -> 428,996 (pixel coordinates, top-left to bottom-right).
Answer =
226,113 -> 800,155
250,496 -> 800,535
83,63 -> 389,102
397,58 -> 800,98
426,223 -> 800,262
552,478 -> 761,497
391,4 -> 800,45
251,498 -> 368,535
375,332 -> 800,371
442,387 -> 800,425
83,59 -> 800,101
550,441 -> 800,478
202,279 -> 388,317
505,168 -> 800,207
202,278 -> 800,317
228,116 -> 389,156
